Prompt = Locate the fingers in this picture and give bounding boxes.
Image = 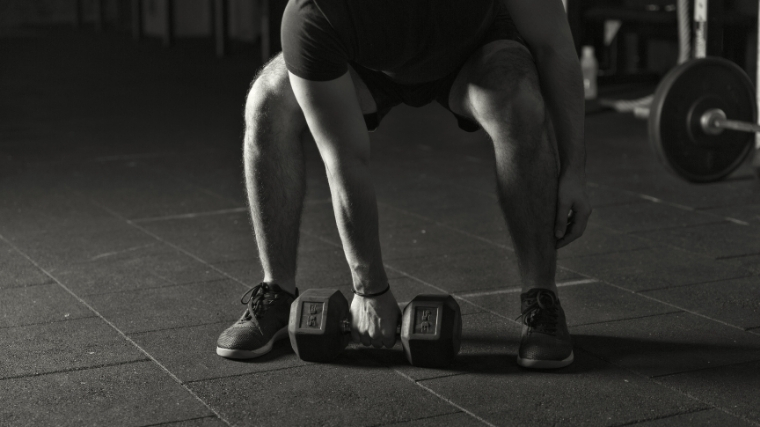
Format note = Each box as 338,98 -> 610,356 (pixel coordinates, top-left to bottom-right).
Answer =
351,320 -> 397,348
361,321 -> 397,348
381,321 -> 397,348
555,201 -> 571,240
358,331 -> 372,347
350,319 -> 361,345
350,317 -> 395,348
349,290 -> 401,348
556,205 -> 592,249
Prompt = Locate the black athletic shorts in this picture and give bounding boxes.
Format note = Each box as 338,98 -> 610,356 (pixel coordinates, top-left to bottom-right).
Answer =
352,2 -> 526,133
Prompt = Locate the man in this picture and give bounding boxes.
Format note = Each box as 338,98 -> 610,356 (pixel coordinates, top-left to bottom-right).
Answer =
216,0 -> 591,369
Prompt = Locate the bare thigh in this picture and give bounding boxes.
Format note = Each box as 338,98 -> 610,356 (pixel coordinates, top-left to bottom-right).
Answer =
251,53 -> 377,116
447,40 -> 538,123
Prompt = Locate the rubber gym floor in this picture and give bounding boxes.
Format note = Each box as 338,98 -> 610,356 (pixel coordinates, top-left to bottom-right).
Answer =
2,26 -> 760,427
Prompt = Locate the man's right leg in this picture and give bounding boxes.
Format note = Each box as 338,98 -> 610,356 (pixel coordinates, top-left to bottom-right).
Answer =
243,56 -> 308,296
217,54 -> 378,359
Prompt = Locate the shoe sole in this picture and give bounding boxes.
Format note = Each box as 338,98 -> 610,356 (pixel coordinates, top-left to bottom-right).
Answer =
516,351 -> 574,369
216,326 -> 289,359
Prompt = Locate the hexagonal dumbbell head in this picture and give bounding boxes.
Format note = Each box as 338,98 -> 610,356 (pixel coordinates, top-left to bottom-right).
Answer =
400,294 -> 462,368
288,288 -> 350,362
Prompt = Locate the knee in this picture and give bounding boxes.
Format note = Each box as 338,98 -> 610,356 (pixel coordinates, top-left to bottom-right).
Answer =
244,56 -> 306,147
469,47 -> 546,130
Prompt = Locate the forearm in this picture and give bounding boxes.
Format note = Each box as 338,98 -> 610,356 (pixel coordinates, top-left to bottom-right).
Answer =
288,71 -> 390,294
533,46 -> 586,176
323,155 -> 388,294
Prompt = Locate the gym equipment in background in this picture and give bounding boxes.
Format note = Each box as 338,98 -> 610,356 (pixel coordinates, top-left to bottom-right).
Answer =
647,57 -> 756,182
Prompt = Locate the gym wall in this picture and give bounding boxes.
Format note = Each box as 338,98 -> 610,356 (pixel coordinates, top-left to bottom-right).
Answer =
0,0 -> 263,42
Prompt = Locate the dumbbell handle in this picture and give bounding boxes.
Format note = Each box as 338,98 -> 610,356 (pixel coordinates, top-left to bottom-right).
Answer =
340,319 -> 402,335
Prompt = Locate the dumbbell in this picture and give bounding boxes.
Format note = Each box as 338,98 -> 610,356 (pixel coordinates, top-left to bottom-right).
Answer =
288,288 -> 462,368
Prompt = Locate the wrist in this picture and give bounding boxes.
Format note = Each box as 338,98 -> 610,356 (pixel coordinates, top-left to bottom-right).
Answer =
560,163 -> 586,179
353,284 -> 390,298
353,281 -> 390,297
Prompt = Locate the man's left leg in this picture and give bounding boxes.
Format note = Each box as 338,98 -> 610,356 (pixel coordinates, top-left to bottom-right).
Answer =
447,40 -> 573,368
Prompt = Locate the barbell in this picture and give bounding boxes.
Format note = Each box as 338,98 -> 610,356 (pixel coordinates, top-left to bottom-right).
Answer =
644,57 -> 757,183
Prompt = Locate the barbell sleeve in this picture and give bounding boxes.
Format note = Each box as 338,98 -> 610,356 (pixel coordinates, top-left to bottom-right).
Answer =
713,118 -> 760,134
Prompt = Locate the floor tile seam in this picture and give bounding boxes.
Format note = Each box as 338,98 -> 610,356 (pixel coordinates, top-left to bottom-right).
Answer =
138,162 -> 239,205
375,202 -> 516,253
396,371 -> 465,383
558,241 -> 756,266
427,178 -> 498,201
694,200 -> 760,211
455,278 -> 599,298
127,319 -> 236,337
636,272 -> 758,294
716,250 -> 760,260
0,314 -> 101,331
131,207 -> 248,223
0,358 -> 151,382
607,407 -> 713,427
392,370 -> 497,427
586,181 -> 698,212
558,246 -> 657,261
573,346 -> 760,426
0,280 -> 57,291
379,264 -> 521,326
619,219 -> 731,235
556,265 -> 752,333
365,410 -> 465,427
0,233 -> 234,427
89,150 -> 187,163
296,229 -> 458,296
381,248 -> 507,264
183,363 -> 311,385
603,279 -> 754,332
90,148 -> 227,163
571,310 -> 686,330
586,182 -> 760,229
650,357 -> 760,380
77,277 -> 233,298
72,191 -> 255,292
570,310 -> 684,329
589,200 -> 652,209
138,414 -> 220,427
646,376 -> 760,427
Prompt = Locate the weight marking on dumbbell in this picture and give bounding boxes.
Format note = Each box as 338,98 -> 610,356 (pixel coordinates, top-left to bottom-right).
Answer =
413,306 -> 438,335
299,301 -> 324,330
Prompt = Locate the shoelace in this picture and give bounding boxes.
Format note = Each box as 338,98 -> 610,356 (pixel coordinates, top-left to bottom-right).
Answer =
239,283 -> 281,321
517,290 -> 559,334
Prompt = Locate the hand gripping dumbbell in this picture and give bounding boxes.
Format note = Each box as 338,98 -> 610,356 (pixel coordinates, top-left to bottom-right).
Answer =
288,289 -> 462,368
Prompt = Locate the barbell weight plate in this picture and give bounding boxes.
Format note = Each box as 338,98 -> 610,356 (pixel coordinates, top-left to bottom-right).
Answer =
649,58 -> 755,183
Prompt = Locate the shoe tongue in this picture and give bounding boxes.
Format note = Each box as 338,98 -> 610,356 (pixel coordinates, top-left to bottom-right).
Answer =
522,289 -> 557,308
521,290 -> 559,332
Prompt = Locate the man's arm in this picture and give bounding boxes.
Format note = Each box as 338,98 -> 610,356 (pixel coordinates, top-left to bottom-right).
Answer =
502,0 -> 591,248
289,71 -> 400,348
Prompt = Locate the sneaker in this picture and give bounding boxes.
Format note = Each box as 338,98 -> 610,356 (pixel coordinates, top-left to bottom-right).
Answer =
216,283 -> 297,359
516,288 -> 574,369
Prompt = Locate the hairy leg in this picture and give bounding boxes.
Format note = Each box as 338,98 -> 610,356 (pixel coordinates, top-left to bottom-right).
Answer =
243,56 -> 307,294
243,55 -> 377,294
448,41 -> 559,293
